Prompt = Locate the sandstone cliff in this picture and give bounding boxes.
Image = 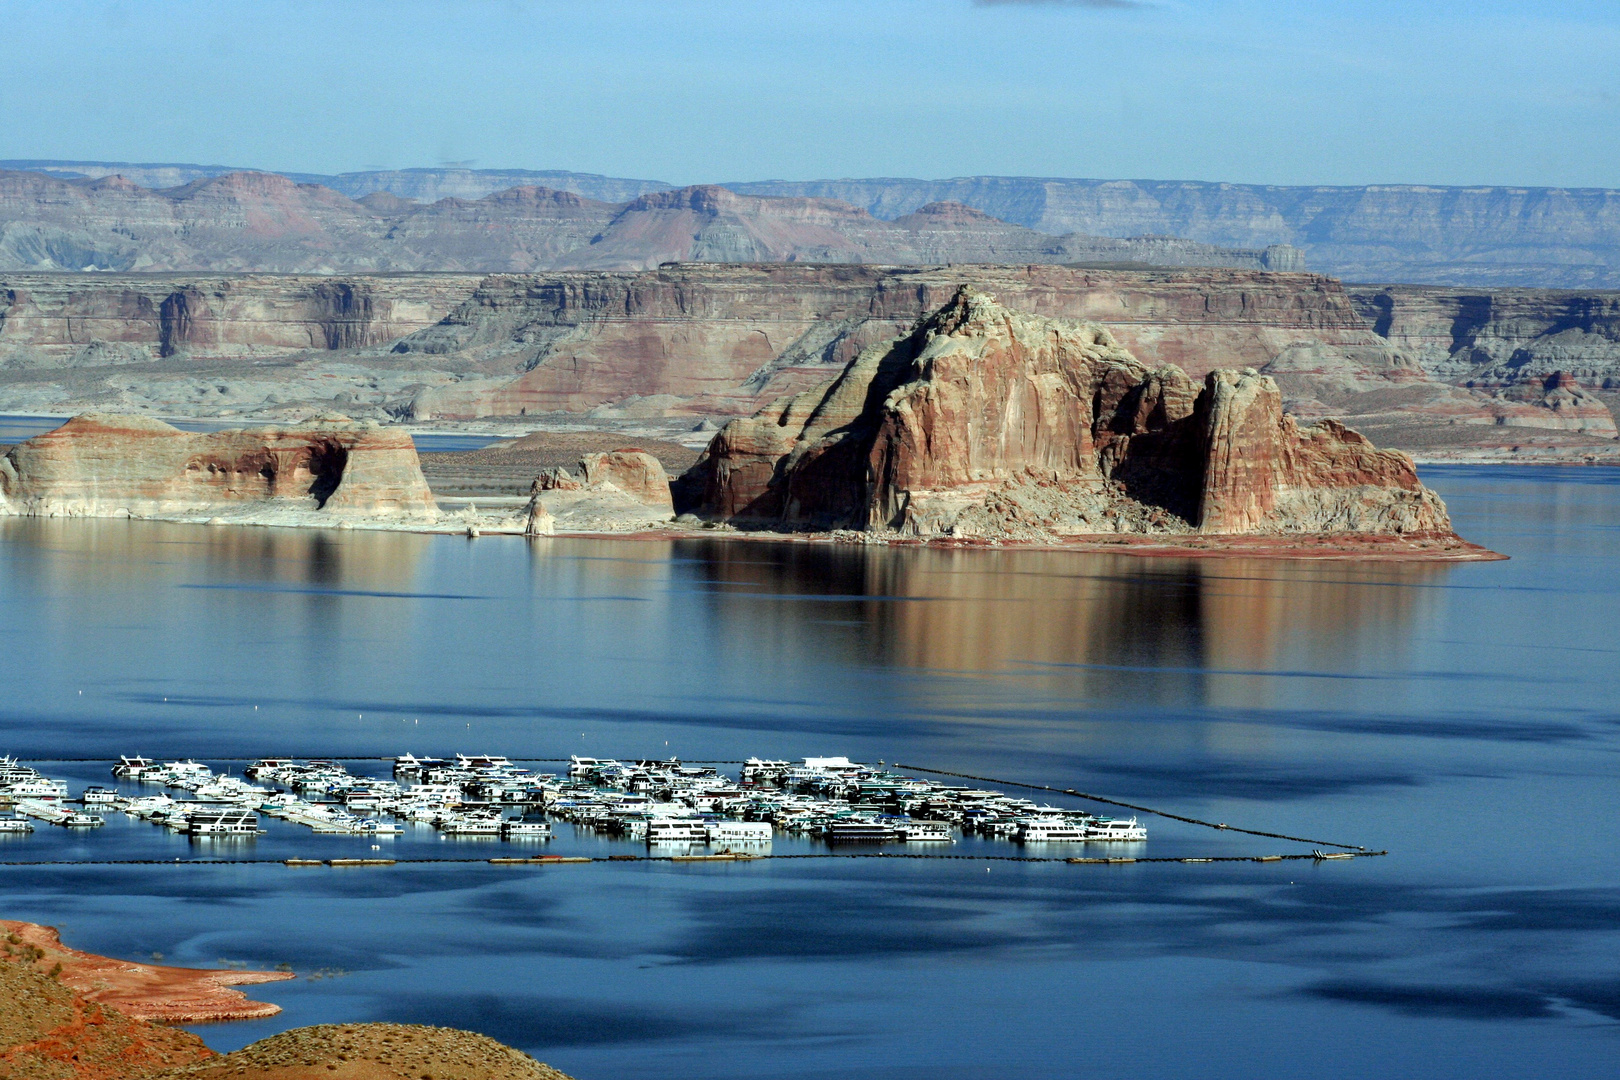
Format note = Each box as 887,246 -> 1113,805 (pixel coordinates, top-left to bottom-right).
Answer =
0,414 -> 438,521
679,290 -> 1451,540
1351,284 -> 1620,387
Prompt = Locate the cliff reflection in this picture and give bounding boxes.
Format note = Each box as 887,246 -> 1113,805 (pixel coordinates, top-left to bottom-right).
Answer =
1,517 -> 432,595
676,540 -> 1449,709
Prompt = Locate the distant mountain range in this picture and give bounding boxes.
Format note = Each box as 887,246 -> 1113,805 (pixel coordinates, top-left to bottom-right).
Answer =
3,159 -> 1619,285
0,168 -> 1294,275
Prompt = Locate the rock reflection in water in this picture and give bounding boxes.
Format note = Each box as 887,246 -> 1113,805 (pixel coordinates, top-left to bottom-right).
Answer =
674,540 -> 1449,712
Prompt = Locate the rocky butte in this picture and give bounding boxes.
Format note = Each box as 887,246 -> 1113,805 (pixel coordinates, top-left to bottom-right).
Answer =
0,414 -> 439,523
677,289 -> 1492,558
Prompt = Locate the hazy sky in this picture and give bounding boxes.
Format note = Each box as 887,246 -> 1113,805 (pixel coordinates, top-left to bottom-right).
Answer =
2,0 -> 1616,187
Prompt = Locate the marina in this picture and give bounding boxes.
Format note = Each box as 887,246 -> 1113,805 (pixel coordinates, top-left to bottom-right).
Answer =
0,752 -> 1151,852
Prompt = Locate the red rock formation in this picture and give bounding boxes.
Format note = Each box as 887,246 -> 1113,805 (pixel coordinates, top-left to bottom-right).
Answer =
577,450 -> 674,513
0,414 -> 438,520
1,919 -> 292,1023
679,289 -> 1453,540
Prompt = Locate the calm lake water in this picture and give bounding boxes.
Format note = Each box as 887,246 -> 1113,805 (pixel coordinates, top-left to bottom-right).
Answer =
1,465 -> 1617,1079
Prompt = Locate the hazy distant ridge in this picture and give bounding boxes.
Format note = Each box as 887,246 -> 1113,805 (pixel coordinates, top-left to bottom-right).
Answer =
3,160 -> 1619,285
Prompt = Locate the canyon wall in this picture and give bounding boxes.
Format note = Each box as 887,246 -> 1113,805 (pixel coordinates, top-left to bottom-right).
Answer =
1350,284 -> 1620,388
394,263 -> 1398,421
677,289 -> 1452,541
0,265 -> 1612,461
0,272 -> 483,365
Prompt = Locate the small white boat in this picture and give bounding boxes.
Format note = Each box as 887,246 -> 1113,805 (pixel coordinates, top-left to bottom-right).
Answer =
900,821 -> 954,843
502,819 -> 552,837
1016,819 -> 1087,843
0,818 -> 33,833
442,817 -> 502,836
81,787 -> 119,805
647,819 -> 707,843
62,812 -> 104,828
1085,817 -> 1147,842
184,807 -> 260,835
112,756 -> 155,779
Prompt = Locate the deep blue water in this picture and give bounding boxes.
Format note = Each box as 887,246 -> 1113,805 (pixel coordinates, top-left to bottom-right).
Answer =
1,465 -> 1617,1079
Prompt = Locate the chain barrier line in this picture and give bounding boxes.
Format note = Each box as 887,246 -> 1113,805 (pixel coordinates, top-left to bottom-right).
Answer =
893,762 -> 1371,852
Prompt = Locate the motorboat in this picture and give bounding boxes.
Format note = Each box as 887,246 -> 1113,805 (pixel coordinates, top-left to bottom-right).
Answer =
501,819 -> 552,838
112,756 -> 155,779
184,806 -> 260,835
1016,819 -> 1088,843
1085,817 -> 1147,842
899,821 -> 953,843
825,821 -> 899,843
646,819 -> 707,843
441,816 -> 502,836
706,821 -> 772,843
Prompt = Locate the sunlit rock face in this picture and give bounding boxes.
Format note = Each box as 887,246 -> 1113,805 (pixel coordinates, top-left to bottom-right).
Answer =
679,289 -> 1452,540
0,413 -> 438,520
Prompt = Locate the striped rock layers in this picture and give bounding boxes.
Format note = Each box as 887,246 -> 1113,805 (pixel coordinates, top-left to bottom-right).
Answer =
677,289 -> 1451,540
0,413 -> 438,520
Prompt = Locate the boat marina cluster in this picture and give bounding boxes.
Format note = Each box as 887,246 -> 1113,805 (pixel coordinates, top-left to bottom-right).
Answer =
0,753 -> 1147,848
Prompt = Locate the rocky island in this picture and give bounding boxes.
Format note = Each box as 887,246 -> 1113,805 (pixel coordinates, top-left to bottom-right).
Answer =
0,290 -> 1498,559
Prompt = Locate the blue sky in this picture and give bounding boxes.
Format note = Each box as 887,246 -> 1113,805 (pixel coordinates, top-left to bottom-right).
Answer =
1,0 -> 1616,186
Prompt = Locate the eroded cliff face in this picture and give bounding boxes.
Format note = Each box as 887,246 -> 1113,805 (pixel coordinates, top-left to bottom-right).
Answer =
0,265 -> 1609,461
0,272 -> 482,365
678,290 -> 1451,540
396,263 -> 1397,421
0,413 -> 438,520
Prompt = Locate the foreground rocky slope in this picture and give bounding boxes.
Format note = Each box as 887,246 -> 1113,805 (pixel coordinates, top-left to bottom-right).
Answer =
0,926 -> 574,1080
680,289 -> 1456,546
0,414 -> 438,522
0,921 -> 291,1024
0,944 -> 215,1079
160,1024 -> 574,1080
